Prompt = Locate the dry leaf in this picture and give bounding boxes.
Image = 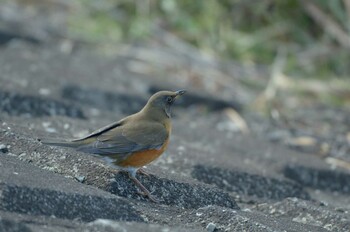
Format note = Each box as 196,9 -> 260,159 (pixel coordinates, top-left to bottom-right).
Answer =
224,108 -> 249,134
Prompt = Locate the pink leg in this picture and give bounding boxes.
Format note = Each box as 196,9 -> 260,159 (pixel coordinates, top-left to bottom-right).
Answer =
137,168 -> 151,177
128,172 -> 159,203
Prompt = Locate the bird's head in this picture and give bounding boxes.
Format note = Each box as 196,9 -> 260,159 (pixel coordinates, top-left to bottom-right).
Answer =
144,90 -> 186,118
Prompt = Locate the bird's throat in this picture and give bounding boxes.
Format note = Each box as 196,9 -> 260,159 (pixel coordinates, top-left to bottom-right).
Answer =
164,105 -> 171,118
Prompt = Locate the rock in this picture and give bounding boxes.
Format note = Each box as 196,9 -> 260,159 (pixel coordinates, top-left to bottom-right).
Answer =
0,184 -> 143,222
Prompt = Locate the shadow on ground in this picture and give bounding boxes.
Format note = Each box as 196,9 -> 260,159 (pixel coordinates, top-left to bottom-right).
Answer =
107,172 -> 239,209
0,90 -> 85,119
191,164 -> 310,200
0,30 -> 41,45
62,85 -> 146,115
283,165 -> 350,194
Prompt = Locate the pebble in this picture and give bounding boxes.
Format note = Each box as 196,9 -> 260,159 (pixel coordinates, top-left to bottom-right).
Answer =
19,153 -> 27,158
75,175 -> 86,183
63,123 -> 70,130
206,222 -> 217,232
38,88 -> 51,96
0,144 -> 9,153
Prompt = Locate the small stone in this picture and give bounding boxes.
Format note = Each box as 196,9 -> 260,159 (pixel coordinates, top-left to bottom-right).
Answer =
75,175 -> 86,183
89,108 -> 101,116
42,166 -> 56,172
206,222 -> 216,232
38,88 -> 51,96
196,212 -> 203,217
335,207 -> 346,213
42,122 -> 51,128
45,127 -> 57,133
319,201 -> 328,207
0,144 -> 9,153
324,224 -> 334,230
19,153 -> 27,158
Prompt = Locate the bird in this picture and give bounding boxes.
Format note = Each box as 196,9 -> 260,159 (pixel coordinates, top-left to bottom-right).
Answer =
41,90 -> 186,202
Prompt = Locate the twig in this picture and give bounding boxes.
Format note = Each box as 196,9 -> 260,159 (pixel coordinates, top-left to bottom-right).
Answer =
252,48 -> 288,112
264,48 -> 287,101
224,108 -> 249,134
343,0 -> 350,25
302,0 -> 350,48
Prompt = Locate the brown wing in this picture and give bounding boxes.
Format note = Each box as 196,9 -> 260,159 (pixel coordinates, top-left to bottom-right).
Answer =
76,121 -> 168,156
71,120 -> 123,142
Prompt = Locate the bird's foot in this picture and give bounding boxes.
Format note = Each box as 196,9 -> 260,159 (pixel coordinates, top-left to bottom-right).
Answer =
136,189 -> 159,203
146,193 -> 160,203
128,173 -> 159,203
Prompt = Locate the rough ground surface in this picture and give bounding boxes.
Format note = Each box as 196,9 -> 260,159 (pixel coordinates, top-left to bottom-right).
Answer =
0,4 -> 350,230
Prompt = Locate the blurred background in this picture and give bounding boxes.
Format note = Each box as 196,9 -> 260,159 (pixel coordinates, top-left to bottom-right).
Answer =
1,0 -> 350,164
1,0 -> 349,106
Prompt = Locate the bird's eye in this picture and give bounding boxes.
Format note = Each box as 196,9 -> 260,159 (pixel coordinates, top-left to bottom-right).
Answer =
166,96 -> 173,103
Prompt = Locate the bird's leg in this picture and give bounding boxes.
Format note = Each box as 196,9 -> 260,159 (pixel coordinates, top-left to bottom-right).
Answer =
127,170 -> 159,203
137,168 -> 150,177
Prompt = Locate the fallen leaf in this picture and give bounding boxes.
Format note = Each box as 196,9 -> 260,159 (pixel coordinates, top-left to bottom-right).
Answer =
224,108 -> 249,134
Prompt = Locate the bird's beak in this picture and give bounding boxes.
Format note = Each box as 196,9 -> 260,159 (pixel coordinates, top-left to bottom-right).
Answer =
175,90 -> 186,97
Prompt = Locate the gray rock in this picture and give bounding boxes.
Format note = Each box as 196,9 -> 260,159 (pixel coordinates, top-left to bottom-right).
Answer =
0,183 -> 143,222
206,222 -> 216,232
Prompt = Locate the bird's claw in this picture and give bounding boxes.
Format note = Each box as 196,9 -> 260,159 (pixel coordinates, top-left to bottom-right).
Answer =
136,189 -> 159,203
137,168 -> 151,177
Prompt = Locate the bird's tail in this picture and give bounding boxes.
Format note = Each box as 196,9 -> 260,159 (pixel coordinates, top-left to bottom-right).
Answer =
40,138 -> 81,148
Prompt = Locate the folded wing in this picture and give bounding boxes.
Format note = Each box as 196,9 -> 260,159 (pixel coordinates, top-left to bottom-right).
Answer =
77,121 -> 168,156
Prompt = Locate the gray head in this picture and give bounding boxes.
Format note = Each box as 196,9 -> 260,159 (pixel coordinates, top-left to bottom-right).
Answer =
143,90 -> 186,118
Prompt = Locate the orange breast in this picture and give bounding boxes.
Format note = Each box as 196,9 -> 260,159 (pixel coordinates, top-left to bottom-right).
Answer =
117,138 -> 170,168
